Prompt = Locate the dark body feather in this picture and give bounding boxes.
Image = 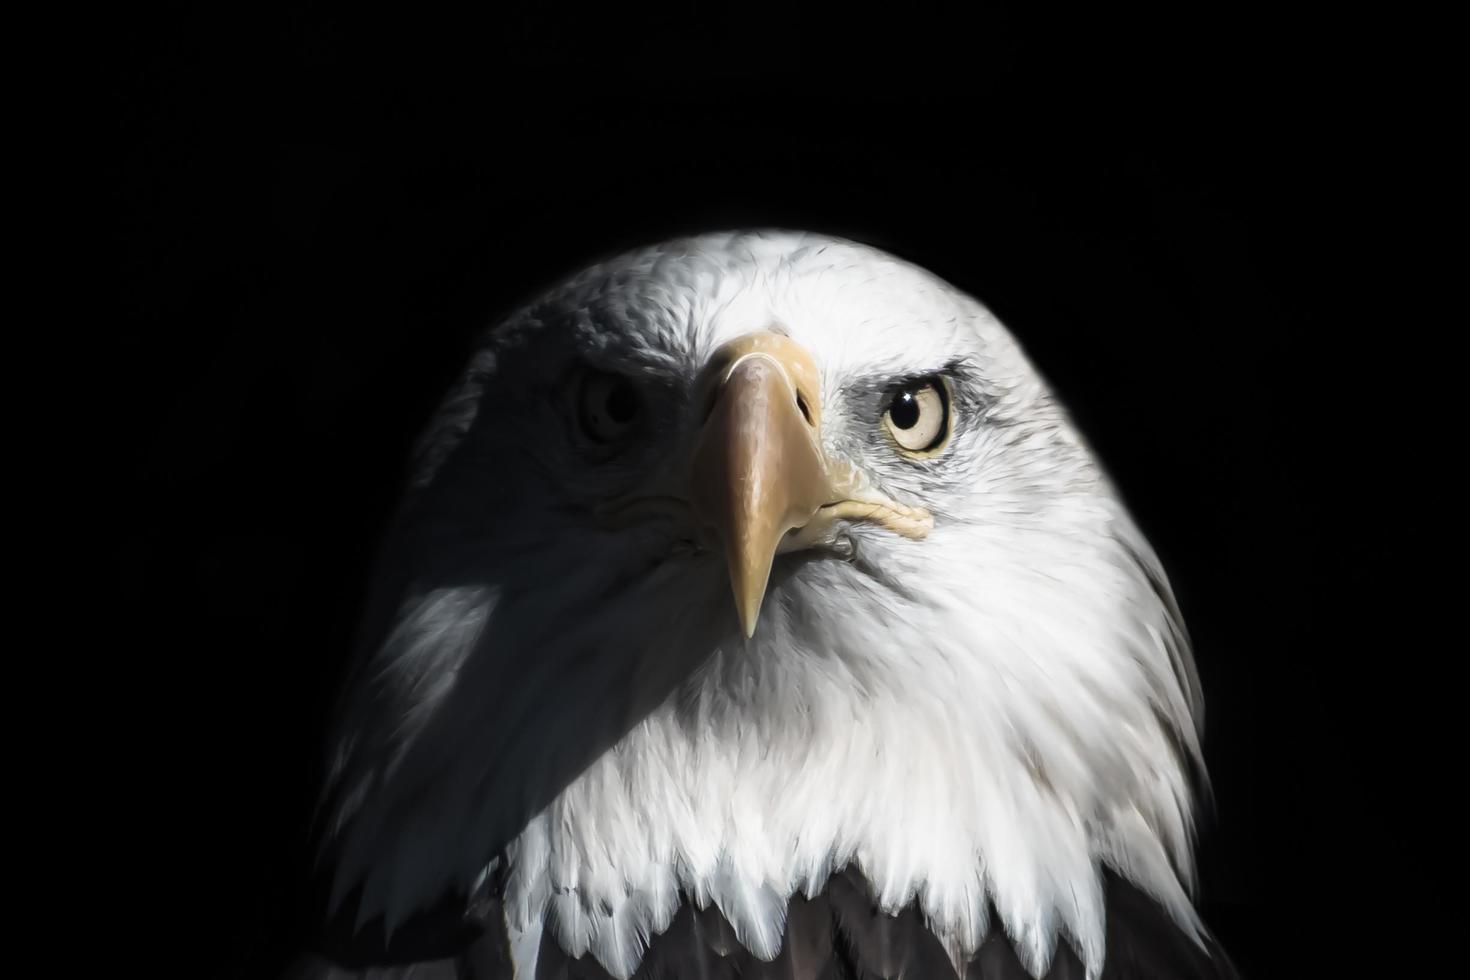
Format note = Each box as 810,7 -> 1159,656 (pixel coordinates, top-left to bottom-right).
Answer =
299,867 -> 1238,980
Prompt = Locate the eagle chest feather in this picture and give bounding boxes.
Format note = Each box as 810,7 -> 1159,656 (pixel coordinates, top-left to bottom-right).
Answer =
308,867 -> 1236,979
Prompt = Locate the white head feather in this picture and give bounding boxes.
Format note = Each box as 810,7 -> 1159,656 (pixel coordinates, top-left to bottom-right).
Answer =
323,230 -> 1208,980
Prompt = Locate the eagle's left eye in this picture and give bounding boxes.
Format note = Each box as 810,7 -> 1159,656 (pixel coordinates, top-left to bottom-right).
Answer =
883,378 -> 950,456
577,371 -> 644,443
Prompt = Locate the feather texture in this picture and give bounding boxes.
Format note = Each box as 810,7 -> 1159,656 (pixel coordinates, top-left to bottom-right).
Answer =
299,866 -> 1235,979
314,231 -> 1228,980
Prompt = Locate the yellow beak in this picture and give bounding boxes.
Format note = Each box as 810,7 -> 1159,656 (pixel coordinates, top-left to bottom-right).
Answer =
690,333 -> 831,637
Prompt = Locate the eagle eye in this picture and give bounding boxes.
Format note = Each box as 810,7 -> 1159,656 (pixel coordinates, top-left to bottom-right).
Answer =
883,377 -> 950,456
577,370 -> 644,443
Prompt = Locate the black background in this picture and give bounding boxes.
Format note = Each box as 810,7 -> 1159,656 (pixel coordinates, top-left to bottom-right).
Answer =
111,4 -> 1424,978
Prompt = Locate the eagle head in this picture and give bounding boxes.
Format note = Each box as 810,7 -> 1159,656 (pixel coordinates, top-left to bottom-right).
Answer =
321,230 -> 1210,979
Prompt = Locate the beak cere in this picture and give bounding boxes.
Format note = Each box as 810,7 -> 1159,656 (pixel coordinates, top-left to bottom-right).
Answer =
691,334 -> 832,638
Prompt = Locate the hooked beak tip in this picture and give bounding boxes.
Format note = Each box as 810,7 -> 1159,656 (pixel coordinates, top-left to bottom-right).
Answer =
727,538 -> 776,638
739,607 -> 759,639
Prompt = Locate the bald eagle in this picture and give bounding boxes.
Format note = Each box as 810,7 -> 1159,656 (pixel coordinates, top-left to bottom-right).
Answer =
300,231 -> 1238,979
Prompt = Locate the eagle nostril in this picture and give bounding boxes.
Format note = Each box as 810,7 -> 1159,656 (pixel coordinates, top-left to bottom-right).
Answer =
795,390 -> 814,427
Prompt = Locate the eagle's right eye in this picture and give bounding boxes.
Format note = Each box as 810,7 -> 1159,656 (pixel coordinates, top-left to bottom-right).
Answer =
577,371 -> 644,443
882,377 -> 951,456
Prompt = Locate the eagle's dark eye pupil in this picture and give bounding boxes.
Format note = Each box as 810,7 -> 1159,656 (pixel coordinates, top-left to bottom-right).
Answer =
577,371 -> 645,444
890,391 -> 920,430
606,382 -> 639,423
